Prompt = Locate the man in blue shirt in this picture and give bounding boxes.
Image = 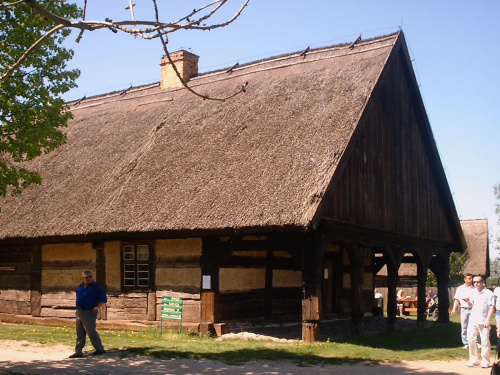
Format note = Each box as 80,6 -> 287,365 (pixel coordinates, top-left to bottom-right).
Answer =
69,270 -> 108,358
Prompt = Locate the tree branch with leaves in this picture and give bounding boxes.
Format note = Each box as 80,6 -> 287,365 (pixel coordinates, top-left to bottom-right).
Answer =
1,0 -> 250,99
0,0 -> 80,202
0,0 -> 250,204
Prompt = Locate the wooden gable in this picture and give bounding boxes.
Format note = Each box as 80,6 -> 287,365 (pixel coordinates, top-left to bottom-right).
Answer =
316,34 -> 464,252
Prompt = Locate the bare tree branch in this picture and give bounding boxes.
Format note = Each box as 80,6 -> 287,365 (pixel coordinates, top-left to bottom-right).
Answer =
0,0 -> 24,7
160,37 -> 248,102
2,0 -> 250,100
23,0 -> 249,37
150,0 -> 248,101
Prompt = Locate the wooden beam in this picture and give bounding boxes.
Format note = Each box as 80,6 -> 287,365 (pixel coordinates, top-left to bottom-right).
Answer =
95,244 -> 107,320
30,245 -> 42,317
200,237 -> 231,333
346,243 -> 371,335
319,218 -> 457,254
430,255 -> 450,323
226,233 -> 307,254
415,253 -> 431,326
265,250 -> 273,318
384,246 -> 404,330
301,233 -> 328,343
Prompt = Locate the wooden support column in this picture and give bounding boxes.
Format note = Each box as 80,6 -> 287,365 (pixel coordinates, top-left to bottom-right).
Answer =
415,253 -> 431,327
147,292 -> 156,321
384,247 -> 404,331
265,249 -> 273,319
200,238 -> 216,334
200,237 -> 230,334
30,245 -> 42,317
93,241 -> 108,320
347,243 -> 371,335
301,234 -> 327,343
302,267 -> 322,343
430,254 -> 450,323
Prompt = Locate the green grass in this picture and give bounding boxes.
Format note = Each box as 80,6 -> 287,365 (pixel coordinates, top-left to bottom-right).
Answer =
0,314 -> 491,368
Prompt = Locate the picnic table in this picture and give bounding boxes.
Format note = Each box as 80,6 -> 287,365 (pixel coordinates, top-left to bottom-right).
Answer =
403,299 -> 418,313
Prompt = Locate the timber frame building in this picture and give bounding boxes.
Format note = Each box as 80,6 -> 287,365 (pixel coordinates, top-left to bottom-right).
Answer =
0,32 -> 465,342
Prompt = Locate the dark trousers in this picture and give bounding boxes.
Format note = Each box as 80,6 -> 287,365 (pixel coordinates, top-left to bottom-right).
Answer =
75,309 -> 104,354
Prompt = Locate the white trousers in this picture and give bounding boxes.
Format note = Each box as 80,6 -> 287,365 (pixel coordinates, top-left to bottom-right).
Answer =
467,323 -> 490,365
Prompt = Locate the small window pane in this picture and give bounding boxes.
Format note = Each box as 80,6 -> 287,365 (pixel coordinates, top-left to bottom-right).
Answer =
124,264 -> 135,286
137,264 -> 149,287
137,245 -> 149,260
122,244 -> 151,289
123,245 -> 135,260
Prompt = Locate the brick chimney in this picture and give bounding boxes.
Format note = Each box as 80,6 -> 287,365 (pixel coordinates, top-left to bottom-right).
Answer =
160,50 -> 199,89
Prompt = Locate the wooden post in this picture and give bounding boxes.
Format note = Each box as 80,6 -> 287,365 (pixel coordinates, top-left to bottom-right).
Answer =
200,237 -> 222,335
416,253 -> 431,327
347,243 -> 370,335
430,254 -> 450,323
147,292 -> 157,321
30,245 -> 42,317
265,249 -> 273,319
200,291 -> 215,334
384,247 -> 404,331
301,234 -> 326,343
93,241 -> 107,320
302,275 -> 322,343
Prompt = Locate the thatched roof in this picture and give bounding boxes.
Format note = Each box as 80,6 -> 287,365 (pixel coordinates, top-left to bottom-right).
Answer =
462,219 -> 490,276
376,220 -> 489,278
0,32 -> 416,241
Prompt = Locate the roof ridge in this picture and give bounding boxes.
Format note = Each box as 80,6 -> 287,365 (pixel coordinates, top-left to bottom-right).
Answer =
67,32 -> 400,106
200,31 -> 400,77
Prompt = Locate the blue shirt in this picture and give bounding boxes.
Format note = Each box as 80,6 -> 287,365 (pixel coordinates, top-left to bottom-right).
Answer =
76,281 -> 107,309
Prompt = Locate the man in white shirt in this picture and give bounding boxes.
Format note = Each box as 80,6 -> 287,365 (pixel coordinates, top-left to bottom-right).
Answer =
486,284 -> 500,353
451,273 -> 475,348
464,275 -> 493,368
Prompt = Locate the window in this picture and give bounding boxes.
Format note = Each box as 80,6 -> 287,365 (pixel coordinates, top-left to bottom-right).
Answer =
121,243 -> 153,289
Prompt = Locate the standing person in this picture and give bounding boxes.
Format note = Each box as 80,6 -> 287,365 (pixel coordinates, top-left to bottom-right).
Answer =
69,270 -> 108,358
463,275 -> 493,368
451,273 -> 475,348
397,289 -> 406,316
426,290 -> 438,319
374,289 -> 384,316
486,284 -> 500,349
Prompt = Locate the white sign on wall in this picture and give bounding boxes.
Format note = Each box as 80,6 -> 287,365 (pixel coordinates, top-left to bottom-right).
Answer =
202,275 -> 211,290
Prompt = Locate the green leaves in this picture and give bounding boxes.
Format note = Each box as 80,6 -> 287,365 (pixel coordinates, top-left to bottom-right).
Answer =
0,0 -> 80,200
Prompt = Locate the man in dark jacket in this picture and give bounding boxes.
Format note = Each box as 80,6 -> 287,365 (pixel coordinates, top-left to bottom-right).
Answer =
69,270 -> 108,358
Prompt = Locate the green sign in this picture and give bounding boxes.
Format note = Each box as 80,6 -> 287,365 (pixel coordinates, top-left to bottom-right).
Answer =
160,296 -> 184,334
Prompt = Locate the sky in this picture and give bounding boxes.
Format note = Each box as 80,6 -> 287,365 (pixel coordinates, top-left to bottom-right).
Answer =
61,1 -> 499,256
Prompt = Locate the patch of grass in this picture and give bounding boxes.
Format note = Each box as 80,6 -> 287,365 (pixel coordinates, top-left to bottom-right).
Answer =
0,315 -> 487,366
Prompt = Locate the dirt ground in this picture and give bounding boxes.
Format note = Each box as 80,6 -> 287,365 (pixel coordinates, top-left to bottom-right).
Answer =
0,339 -> 493,375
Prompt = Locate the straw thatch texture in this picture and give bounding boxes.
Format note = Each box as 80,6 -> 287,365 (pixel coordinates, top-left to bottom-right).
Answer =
462,219 -> 490,276
0,34 -> 399,241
